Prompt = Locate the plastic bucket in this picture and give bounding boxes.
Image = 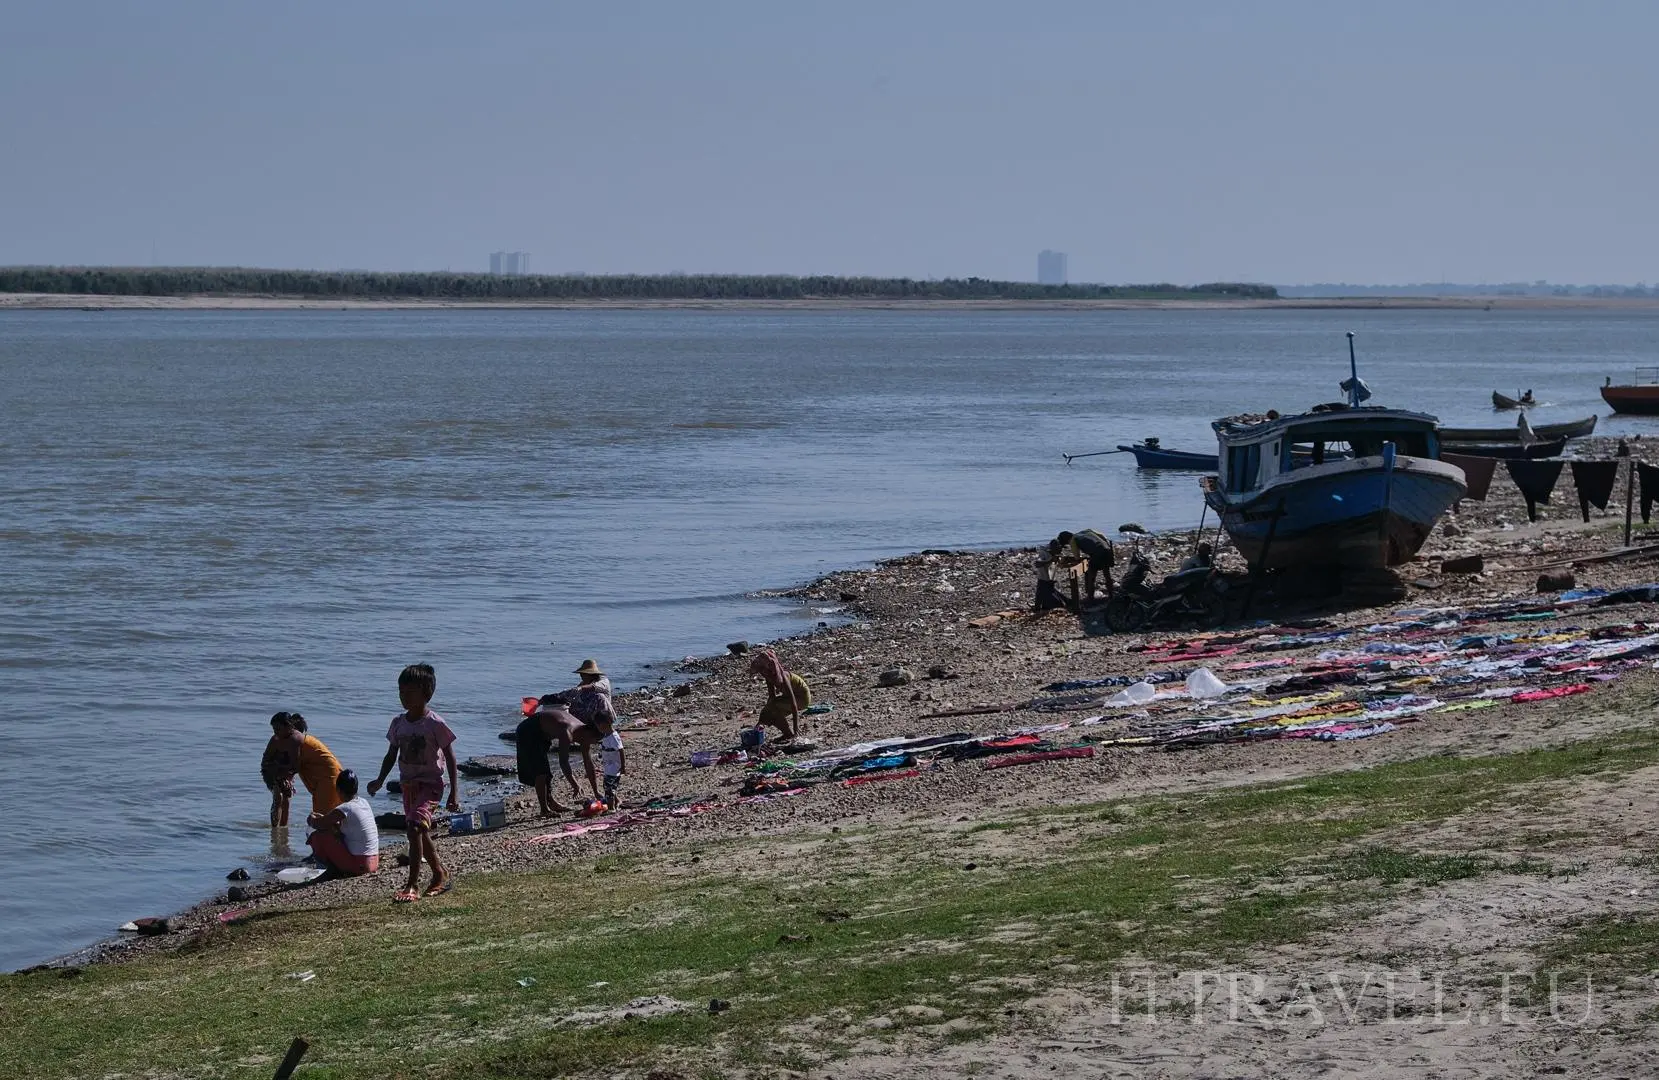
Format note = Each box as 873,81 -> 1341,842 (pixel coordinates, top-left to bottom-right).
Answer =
449,811 -> 477,835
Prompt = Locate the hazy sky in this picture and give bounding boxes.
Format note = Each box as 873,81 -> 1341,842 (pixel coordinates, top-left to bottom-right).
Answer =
2,1 -> 1655,284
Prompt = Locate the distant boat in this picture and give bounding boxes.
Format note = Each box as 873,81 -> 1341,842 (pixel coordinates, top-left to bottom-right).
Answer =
1439,437 -> 1566,460
1117,442 -> 1218,470
1601,369 -> 1659,415
1439,415 -> 1596,442
1491,390 -> 1536,410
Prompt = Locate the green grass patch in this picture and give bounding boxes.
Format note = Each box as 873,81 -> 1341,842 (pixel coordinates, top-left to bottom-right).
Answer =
4,728 -> 1658,1078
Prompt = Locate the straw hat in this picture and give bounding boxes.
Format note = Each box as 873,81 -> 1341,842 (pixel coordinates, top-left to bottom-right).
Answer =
574,659 -> 605,676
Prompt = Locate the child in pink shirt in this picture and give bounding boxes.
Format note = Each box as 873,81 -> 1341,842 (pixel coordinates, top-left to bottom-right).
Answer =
367,663 -> 459,901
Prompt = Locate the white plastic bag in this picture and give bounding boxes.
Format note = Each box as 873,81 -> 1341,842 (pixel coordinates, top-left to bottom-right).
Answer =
1105,680 -> 1157,706
1184,667 -> 1228,700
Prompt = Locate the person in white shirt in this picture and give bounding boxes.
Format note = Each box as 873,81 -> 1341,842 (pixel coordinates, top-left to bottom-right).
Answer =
598,720 -> 625,810
306,770 -> 380,877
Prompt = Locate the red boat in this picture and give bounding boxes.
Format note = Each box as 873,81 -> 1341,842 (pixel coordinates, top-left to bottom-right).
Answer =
1601,369 -> 1659,415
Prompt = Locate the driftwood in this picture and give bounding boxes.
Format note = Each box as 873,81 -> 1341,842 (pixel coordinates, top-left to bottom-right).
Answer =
272,1038 -> 309,1080
1497,542 -> 1659,574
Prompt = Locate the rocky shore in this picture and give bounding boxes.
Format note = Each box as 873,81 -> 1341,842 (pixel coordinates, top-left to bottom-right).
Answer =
47,445 -> 1659,973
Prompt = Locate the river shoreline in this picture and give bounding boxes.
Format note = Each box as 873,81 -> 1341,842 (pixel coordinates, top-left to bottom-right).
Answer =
32,439 -> 1659,973
7,291 -> 1659,312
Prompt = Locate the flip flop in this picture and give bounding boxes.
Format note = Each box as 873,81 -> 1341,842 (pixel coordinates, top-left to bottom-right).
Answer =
393,888 -> 421,903
424,877 -> 453,897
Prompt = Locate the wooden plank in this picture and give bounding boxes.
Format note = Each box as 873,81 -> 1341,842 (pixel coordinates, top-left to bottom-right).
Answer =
272,1038 -> 309,1080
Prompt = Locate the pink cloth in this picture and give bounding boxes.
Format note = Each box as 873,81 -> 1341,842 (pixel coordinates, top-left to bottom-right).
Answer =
307,830 -> 379,876
385,709 -> 456,789
1513,683 -> 1592,703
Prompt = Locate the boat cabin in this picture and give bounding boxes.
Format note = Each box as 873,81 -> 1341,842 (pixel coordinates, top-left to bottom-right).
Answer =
1212,407 -> 1442,495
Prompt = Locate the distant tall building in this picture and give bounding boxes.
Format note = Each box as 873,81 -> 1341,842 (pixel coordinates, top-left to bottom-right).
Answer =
489,251 -> 530,276
1037,250 -> 1068,286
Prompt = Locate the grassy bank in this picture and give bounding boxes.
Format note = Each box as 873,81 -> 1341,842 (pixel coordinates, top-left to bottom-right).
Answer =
0,267 -> 1277,303
5,729 -> 1657,1078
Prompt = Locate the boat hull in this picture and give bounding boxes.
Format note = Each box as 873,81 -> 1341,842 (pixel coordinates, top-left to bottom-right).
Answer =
1204,457 -> 1466,571
1439,415 -> 1596,442
1437,437 -> 1566,459
1117,444 -> 1218,470
1601,386 -> 1659,415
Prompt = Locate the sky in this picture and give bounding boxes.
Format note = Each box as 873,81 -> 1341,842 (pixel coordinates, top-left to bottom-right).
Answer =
1,1 -> 1655,284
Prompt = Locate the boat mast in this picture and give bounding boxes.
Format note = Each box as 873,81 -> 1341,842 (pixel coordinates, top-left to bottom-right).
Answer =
1346,331 -> 1360,408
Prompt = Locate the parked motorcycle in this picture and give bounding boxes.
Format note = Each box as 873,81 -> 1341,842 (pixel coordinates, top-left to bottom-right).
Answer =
1101,550 -> 1227,632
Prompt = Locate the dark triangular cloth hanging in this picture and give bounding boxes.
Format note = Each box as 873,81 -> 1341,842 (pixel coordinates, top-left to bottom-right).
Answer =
1504,459 -> 1565,523
1640,463 -> 1659,524
1570,460 -> 1620,522
1441,452 -> 1497,501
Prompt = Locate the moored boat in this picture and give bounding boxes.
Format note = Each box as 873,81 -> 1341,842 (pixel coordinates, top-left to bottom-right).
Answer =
1438,437 -> 1565,460
1438,415 -> 1596,442
1203,407 -> 1466,571
1601,369 -> 1659,415
1116,442 -> 1219,470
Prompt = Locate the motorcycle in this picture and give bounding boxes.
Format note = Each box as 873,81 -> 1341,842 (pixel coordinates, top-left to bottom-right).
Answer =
1100,550 -> 1228,632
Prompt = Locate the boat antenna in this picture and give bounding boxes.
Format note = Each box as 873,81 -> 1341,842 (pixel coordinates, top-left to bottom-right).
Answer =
1346,331 -> 1360,408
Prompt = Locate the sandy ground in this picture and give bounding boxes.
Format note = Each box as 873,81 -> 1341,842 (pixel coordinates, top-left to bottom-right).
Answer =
6,291 -> 1659,312
833,765 -> 1659,1080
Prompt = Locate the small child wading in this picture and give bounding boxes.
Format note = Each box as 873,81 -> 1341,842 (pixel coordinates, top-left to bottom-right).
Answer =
368,663 -> 460,902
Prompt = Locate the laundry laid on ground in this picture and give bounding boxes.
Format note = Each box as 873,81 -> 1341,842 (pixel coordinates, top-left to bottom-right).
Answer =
473,587 -> 1659,846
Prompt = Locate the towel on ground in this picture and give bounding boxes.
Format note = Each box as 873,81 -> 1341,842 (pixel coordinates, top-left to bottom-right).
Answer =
1570,460 -> 1620,522
1441,452 -> 1498,501
1504,459 -> 1565,523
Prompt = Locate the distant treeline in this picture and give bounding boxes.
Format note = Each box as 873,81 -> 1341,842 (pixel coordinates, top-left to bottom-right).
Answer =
0,266 -> 1278,302
1281,282 -> 1657,299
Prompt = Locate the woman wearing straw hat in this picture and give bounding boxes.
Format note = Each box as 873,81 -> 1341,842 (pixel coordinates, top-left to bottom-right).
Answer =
561,659 -> 616,730
571,658 -> 611,697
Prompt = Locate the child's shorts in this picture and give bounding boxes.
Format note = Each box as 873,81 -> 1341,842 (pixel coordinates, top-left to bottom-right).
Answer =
401,780 -> 446,829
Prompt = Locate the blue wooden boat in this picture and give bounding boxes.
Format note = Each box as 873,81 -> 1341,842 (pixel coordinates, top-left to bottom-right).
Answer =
1202,406 -> 1467,571
1117,441 -> 1219,470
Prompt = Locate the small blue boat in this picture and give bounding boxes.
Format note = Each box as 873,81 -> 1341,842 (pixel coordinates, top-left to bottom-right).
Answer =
1117,441 -> 1219,471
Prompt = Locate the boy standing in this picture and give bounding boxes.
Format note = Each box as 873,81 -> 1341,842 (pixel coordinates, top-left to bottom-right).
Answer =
598,718 -> 625,810
367,663 -> 459,901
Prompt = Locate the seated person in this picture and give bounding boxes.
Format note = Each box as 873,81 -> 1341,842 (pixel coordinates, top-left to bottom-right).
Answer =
306,770 -> 380,878
1179,542 -> 1214,573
